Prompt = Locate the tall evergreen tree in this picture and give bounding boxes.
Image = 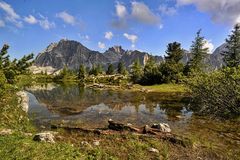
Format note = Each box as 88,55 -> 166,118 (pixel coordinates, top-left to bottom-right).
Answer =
78,64 -> 86,82
141,57 -> 160,85
106,63 -> 114,75
184,30 -> 209,74
159,42 -> 184,83
222,23 -> 240,67
165,42 -> 184,63
117,61 -> 125,74
130,59 -> 143,83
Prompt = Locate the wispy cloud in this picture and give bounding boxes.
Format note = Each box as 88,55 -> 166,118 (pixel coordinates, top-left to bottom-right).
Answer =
123,33 -> 138,48
159,4 -> 177,16
105,31 -> 114,40
204,39 -> 214,53
0,1 -> 22,27
39,15 -> 55,30
56,11 -> 76,25
131,2 -> 159,25
177,0 -> 240,24
98,41 -> 106,49
112,1 -> 161,29
24,15 -> 38,24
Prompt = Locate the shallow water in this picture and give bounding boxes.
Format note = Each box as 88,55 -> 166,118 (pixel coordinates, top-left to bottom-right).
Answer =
26,83 -> 192,129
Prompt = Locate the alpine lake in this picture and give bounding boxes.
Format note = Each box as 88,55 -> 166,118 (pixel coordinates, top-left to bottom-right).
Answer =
25,83 -> 240,158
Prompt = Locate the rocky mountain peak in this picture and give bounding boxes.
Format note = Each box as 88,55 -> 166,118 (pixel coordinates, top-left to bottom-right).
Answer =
107,46 -> 125,54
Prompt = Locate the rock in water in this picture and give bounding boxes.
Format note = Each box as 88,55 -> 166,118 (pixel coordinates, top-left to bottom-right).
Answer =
33,132 -> 55,143
151,123 -> 171,133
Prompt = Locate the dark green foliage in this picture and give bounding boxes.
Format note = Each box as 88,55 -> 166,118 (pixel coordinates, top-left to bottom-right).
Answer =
0,69 -> 6,96
0,44 -> 34,83
54,65 -> 76,81
184,30 -> 209,75
186,67 -> 240,118
117,61 -> 126,75
140,58 -> 160,85
222,23 -> 240,67
165,42 -> 184,63
130,59 -> 143,83
78,64 -> 86,83
89,64 -> 103,76
159,42 -> 184,83
106,63 -> 114,75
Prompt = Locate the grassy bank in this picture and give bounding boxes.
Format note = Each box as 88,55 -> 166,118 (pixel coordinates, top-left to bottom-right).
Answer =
141,84 -> 188,93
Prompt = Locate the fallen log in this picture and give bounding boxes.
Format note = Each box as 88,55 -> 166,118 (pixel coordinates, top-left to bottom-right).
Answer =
51,119 -> 192,147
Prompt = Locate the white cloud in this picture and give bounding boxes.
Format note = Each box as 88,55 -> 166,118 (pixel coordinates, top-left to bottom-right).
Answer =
105,31 -> 113,40
98,42 -> 106,49
204,39 -> 214,53
123,33 -> 138,43
0,19 -> 5,27
24,15 -> 38,24
115,2 -> 128,18
56,11 -> 76,25
123,33 -> 138,48
159,4 -> 177,16
39,16 -> 55,30
131,2 -> 159,25
177,0 -> 240,24
0,1 -> 22,27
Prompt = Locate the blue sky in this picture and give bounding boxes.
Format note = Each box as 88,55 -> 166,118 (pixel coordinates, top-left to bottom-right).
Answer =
0,0 -> 239,59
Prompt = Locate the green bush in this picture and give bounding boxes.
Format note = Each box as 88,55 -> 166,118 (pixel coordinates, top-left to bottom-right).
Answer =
0,70 -> 6,96
186,67 -> 240,119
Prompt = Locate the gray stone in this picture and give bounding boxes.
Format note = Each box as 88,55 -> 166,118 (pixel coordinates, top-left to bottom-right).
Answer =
33,132 -> 55,143
151,123 -> 171,133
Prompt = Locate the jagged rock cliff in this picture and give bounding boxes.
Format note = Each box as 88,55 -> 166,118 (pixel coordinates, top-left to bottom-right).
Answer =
34,39 -> 163,70
34,39 -> 226,73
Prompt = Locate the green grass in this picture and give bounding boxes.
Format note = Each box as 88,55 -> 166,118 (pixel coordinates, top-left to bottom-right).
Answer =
141,84 -> 188,93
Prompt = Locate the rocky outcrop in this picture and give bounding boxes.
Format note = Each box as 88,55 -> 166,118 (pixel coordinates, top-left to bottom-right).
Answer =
35,39 -> 110,70
17,91 -> 29,112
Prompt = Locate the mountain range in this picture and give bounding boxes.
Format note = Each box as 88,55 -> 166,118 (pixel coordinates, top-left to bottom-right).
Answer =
33,39 -> 226,73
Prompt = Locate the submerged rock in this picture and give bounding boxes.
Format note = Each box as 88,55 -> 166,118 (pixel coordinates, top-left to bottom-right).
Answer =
151,123 -> 171,133
33,132 -> 55,143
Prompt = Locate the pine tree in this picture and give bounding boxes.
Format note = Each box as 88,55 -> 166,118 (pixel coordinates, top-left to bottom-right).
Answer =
106,63 -> 114,75
159,42 -> 184,83
78,64 -> 86,83
130,59 -> 143,83
184,30 -> 209,74
117,61 -> 125,74
165,42 -> 184,63
222,23 -> 240,67
0,44 -> 33,83
141,57 -> 159,85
